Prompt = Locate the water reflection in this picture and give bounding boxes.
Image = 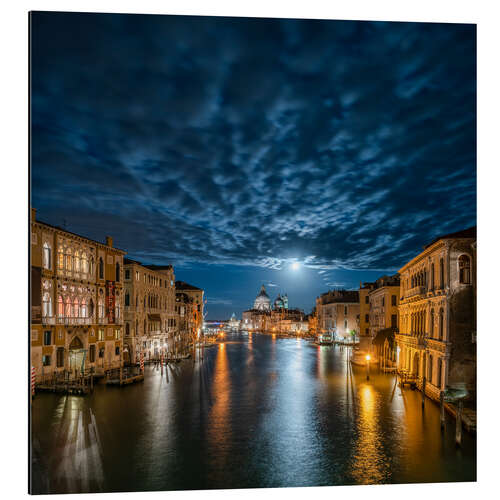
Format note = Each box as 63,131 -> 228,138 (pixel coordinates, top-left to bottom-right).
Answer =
31,332 -> 476,493
350,383 -> 389,484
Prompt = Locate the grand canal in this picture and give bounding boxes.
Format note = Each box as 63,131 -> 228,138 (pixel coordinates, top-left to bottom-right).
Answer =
30,332 -> 476,494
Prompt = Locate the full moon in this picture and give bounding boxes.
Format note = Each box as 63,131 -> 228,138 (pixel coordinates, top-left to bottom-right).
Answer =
291,262 -> 300,271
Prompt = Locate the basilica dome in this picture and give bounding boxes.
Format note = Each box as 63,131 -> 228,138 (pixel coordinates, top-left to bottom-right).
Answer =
253,285 -> 271,311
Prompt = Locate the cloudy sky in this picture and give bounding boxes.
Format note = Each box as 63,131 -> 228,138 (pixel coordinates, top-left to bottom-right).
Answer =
30,12 -> 476,319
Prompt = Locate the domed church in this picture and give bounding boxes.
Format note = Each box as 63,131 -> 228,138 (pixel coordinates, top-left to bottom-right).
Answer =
253,285 -> 271,311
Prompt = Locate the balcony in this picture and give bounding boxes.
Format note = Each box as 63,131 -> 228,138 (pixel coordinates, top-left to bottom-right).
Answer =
405,286 -> 426,299
42,316 -> 56,325
98,317 -> 108,325
55,317 -> 93,325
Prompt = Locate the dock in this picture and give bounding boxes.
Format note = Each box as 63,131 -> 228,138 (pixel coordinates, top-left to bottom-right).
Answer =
106,366 -> 144,386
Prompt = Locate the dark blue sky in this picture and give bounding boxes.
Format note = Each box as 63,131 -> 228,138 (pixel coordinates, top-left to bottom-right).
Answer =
30,12 -> 476,319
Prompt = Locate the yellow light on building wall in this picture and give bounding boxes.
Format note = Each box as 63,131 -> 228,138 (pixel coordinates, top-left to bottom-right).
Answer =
365,354 -> 371,361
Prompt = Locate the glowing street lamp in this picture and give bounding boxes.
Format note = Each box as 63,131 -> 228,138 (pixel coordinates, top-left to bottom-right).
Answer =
365,354 -> 371,380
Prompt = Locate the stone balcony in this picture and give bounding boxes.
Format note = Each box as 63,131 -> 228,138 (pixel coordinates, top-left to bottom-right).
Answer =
404,286 -> 427,300
55,316 -> 93,325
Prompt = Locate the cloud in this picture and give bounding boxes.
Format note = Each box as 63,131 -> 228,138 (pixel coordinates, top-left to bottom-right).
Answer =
31,14 -> 476,277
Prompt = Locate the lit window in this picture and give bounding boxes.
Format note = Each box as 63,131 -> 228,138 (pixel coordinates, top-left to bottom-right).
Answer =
42,242 -> 51,269
74,250 -> 80,272
42,292 -> 52,317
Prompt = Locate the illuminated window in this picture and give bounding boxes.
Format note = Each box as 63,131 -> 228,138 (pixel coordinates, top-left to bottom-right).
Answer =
72,297 -> 79,318
98,329 -> 105,341
42,292 -> 52,317
57,296 -> 64,317
81,299 -> 87,318
65,248 -> 72,271
74,250 -> 80,272
57,247 -> 64,269
64,297 -> 71,317
42,242 -> 51,269
81,253 -> 88,273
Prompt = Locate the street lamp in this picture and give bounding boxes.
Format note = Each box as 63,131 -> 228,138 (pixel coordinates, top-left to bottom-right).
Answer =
365,354 -> 371,380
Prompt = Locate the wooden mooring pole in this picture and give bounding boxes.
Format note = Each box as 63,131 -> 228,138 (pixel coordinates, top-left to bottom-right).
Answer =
440,391 -> 445,430
421,377 -> 426,408
456,399 -> 463,446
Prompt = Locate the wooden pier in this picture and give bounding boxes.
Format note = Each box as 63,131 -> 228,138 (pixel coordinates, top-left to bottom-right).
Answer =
35,370 -> 95,395
106,366 -> 144,386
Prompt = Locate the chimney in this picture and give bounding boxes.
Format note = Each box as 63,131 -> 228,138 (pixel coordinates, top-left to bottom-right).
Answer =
105,236 -> 113,247
31,207 -> 36,222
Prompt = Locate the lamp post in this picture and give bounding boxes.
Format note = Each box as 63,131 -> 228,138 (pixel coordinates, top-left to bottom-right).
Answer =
366,354 -> 371,380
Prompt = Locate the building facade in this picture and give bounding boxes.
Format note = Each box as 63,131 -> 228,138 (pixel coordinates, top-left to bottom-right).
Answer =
123,259 -> 176,362
31,208 -> 125,382
395,227 -> 476,402
175,281 -> 204,340
316,290 -> 360,341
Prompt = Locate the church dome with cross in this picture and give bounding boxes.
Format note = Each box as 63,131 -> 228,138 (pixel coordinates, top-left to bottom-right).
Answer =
253,285 -> 271,311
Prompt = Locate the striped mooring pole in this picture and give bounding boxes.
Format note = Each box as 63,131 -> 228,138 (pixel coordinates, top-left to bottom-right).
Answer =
140,352 -> 144,373
31,366 -> 36,397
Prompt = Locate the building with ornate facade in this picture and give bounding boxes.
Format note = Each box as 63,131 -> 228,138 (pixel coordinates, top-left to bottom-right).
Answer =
175,281 -> 204,339
396,227 -> 476,402
316,290 -> 360,341
31,208 -> 125,381
123,259 -> 176,362
253,285 -> 272,311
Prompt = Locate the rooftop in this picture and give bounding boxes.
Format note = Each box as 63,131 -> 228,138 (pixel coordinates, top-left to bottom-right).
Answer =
424,226 -> 476,249
175,280 -> 202,291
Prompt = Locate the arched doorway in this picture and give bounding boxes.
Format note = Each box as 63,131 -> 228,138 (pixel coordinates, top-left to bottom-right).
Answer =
69,336 -> 86,375
412,351 -> 420,377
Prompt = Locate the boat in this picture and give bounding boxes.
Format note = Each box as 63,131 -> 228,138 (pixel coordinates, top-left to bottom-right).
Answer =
316,333 -> 333,345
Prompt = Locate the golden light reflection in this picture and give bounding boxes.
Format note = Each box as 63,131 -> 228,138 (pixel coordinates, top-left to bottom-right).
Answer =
208,340 -> 231,460
350,383 -> 389,484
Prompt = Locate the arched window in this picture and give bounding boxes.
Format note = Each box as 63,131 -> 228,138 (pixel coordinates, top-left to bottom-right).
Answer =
65,248 -> 73,271
428,354 -> 433,384
43,242 -> 51,269
125,323 -> 130,336
99,257 -> 104,279
431,263 -> 435,290
458,255 -> 471,284
81,253 -> 88,273
116,262 -> 120,282
439,308 -> 444,340
57,295 -> 64,317
115,295 -> 121,320
64,297 -> 71,317
42,292 -> 52,317
81,299 -> 87,318
430,309 -> 434,338
57,247 -> 64,269
89,256 -> 94,275
89,298 -> 94,317
73,297 -> 79,318
439,258 -> 444,289
125,291 -> 130,307
74,250 -> 80,273
98,297 -> 105,319
144,319 -> 147,334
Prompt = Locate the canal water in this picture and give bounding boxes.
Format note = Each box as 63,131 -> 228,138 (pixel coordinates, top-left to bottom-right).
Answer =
30,332 -> 476,494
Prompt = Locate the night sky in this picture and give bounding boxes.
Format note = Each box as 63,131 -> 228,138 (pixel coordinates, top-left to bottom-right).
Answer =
30,12 -> 476,319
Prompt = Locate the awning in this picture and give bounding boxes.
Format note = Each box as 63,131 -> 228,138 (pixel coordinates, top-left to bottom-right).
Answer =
373,328 -> 395,347
148,314 -> 161,321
